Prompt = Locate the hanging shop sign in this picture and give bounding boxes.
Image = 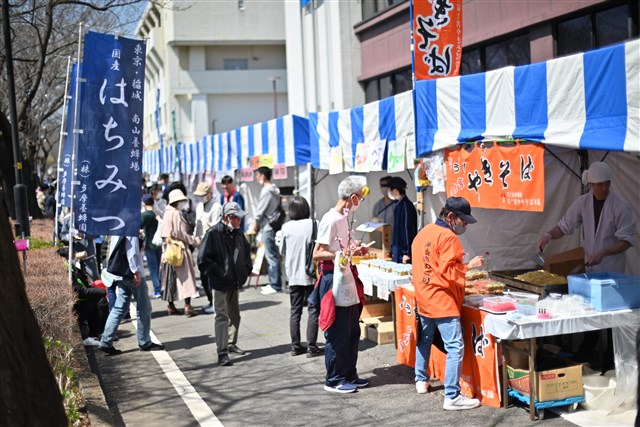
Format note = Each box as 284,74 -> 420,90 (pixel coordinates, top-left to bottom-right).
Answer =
445,142 -> 545,212
273,163 -> 288,180
251,154 -> 274,170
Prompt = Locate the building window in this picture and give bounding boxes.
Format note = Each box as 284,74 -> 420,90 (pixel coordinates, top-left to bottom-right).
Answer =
595,5 -> 628,48
460,48 -> 482,75
223,59 -> 248,70
362,67 -> 412,103
361,0 -> 406,22
485,33 -> 530,71
556,3 -> 634,57
557,15 -> 593,56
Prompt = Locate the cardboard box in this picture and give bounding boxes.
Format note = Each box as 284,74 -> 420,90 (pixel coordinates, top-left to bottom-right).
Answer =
507,364 -> 583,402
366,320 -> 395,345
360,315 -> 392,339
361,301 -> 392,318
544,247 -> 585,277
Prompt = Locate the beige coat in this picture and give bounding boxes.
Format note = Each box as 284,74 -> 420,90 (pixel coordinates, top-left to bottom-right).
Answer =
161,205 -> 201,300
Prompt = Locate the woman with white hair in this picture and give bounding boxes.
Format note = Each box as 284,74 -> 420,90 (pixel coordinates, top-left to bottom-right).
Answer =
537,161 -> 636,273
310,175 -> 371,394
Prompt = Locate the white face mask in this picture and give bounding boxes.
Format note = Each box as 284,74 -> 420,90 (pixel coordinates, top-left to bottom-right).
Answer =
178,201 -> 188,210
449,217 -> 466,235
387,190 -> 395,200
349,195 -> 361,212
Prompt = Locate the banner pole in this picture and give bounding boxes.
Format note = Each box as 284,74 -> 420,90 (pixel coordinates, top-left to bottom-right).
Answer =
54,56 -> 72,247
68,23 -> 83,284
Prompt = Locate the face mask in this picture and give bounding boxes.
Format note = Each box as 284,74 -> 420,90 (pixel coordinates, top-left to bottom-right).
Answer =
387,190 -> 395,200
380,186 -> 389,196
154,194 -> 161,201
178,201 -> 188,210
453,224 -> 467,235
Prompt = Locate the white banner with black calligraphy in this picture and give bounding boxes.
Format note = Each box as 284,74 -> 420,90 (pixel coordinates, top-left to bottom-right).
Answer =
76,31 -> 145,236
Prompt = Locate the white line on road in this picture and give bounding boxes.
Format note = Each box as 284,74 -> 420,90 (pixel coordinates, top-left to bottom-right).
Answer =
130,303 -> 223,427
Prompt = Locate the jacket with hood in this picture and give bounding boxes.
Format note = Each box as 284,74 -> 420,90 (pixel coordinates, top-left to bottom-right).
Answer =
197,221 -> 252,292
254,183 -> 281,230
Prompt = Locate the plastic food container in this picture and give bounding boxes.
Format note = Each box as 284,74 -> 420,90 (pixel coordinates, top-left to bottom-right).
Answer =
482,296 -> 516,312
516,303 -> 537,316
582,374 -> 616,410
568,272 -> 640,311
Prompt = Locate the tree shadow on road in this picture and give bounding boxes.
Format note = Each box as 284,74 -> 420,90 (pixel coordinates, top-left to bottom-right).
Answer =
161,334 -> 214,351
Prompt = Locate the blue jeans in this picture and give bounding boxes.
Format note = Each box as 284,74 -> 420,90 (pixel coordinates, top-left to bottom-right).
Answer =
145,245 -> 162,294
100,277 -> 152,348
414,315 -> 464,399
324,304 -> 361,387
262,229 -> 281,291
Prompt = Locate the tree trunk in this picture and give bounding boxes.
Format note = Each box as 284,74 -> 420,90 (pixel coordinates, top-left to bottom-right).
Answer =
0,207 -> 68,425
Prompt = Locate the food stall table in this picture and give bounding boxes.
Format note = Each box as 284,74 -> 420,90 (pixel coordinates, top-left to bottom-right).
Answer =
484,308 -> 640,420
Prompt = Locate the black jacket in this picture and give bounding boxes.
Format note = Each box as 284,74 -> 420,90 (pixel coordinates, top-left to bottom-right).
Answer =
197,222 -> 252,291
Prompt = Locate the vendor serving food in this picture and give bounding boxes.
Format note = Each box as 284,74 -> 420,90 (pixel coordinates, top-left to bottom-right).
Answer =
537,162 -> 636,274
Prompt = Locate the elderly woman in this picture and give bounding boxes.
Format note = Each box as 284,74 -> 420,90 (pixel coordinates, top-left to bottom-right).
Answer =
161,189 -> 201,317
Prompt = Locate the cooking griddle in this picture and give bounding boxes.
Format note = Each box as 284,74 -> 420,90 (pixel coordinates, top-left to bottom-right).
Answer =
489,269 -> 568,297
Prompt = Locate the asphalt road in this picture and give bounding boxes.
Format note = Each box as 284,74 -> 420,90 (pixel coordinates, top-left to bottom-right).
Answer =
90,280 -> 576,427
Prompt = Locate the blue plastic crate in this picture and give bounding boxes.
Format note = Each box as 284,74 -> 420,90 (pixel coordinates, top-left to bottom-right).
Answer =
568,272 -> 640,312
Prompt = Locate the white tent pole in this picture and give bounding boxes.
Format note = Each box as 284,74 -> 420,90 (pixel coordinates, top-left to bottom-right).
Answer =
68,23 -> 83,284
54,55 -> 73,247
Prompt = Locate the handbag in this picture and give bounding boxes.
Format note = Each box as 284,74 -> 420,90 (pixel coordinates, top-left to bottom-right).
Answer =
305,219 -> 317,279
162,237 -> 185,268
268,202 -> 286,231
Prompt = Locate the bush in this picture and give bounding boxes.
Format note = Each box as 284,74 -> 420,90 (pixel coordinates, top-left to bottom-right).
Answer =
21,219 -> 87,426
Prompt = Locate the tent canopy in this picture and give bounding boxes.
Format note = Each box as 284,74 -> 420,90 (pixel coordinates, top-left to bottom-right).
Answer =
415,39 -> 639,156
309,90 -> 415,172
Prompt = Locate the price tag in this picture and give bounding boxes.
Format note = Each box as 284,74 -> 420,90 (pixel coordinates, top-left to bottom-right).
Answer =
273,163 -> 287,180
355,143 -> 369,172
367,139 -> 386,171
240,168 -> 254,181
387,138 -> 406,173
329,145 -> 344,175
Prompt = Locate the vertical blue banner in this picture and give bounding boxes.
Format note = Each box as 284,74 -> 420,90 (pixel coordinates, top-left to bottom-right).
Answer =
58,63 -> 79,208
76,31 -> 145,236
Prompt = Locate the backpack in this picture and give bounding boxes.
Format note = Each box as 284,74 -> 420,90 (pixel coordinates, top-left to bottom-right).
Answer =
305,219 -> 317,279
268,199 -> 286,232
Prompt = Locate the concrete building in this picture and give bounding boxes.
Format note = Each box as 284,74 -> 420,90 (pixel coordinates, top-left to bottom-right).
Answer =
137,0 -> 288,149
355,0 -> 639,103
284,0 -> 364,115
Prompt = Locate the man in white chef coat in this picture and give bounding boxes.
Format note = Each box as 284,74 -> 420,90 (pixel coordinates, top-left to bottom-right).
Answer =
537,162 -> 636,273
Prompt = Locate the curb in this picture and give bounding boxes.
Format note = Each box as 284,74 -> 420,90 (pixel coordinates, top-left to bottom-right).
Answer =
73,330 -> 116,426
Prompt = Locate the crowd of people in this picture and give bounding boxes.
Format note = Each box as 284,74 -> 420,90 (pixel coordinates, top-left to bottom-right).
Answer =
57,161 -> 635,412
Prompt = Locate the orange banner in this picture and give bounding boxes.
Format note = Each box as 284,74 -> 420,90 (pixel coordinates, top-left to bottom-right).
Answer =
395,287 -> 418,367
413,0 -> 463,80
445,143 -> 545,212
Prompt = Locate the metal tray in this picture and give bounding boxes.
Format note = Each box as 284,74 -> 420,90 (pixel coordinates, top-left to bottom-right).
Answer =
489,270 -> 568,297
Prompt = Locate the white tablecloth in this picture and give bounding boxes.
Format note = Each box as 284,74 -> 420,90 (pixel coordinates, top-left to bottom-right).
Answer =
484,308 -> 640,340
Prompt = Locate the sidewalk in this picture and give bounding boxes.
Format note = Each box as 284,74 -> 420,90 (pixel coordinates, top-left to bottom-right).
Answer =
91,283 -> 575,426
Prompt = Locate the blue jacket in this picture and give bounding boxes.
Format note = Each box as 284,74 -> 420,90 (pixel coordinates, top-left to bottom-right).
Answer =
392,196 -> 417,263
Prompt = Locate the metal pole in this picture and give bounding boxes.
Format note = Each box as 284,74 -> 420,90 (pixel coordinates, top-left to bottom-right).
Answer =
272,78 -> 277,118
2,0 -> 30,238
54,56 -> 73,247
68,23 -> 83,284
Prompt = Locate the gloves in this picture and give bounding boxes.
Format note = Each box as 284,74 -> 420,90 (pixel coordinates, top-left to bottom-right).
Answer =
537,232 -> 552,252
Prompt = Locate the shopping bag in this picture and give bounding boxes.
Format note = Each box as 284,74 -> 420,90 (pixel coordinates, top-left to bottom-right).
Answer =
162,237 -> 185,267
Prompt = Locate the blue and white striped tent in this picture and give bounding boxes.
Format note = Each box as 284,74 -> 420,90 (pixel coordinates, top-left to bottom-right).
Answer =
309,90 -> 415,171
142,144 -> 178,176
176,114 -> 310,175
415,39 -> 640,156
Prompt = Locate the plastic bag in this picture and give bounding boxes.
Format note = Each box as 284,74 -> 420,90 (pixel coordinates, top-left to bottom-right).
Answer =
152,219 -> 163,247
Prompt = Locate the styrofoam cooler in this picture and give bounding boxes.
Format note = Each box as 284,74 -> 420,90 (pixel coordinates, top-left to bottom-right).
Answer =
568,272 -> 640,311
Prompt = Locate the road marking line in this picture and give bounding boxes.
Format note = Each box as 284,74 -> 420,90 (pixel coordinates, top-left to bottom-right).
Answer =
130,303 -> 223,427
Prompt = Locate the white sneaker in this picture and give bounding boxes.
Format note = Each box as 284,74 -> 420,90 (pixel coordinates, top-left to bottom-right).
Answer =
260,286 -> 277,295
415,380 -> 428,394
83,337 -> 101,347
203,303 -> 215,314
443,394 -> 481,411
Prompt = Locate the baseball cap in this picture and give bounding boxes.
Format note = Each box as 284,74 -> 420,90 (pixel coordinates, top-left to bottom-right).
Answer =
193,182 -> 212,196
222,202 -> 247,218
142,193 -> 154,206
388,176 -> 407,190
445,197 -> 477,224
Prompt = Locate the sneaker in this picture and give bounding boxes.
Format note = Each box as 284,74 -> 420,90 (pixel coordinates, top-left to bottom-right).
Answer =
218,354 -> 233,366
82,337 -> 101,347
291,346 -> 307,356
153,292 -> 162,299
202,303 -> 215,314
306,346 -> 323,358
260,286 -> 278,295
324,382 -> 357,394
99,345 -> 122,356
139,342 -> 165,351
443,394 -> 481,411
415,380 -> 428,394
349,378 -> 369,388
228,344 -> 246,355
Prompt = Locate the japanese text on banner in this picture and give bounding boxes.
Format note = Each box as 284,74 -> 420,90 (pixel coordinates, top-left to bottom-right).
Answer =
412,0 -> 463,80
445,143 -> 544,212
76,31 -> 145,236
58,63 -> 79,208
